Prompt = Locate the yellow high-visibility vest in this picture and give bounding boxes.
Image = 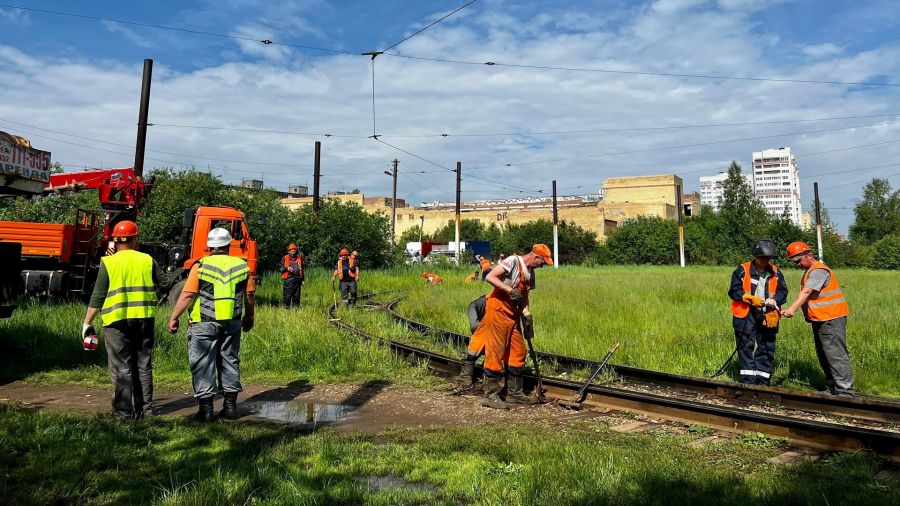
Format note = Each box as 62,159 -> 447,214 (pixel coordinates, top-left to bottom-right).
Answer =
100,250 -> 157,326
189,254 -> 250,322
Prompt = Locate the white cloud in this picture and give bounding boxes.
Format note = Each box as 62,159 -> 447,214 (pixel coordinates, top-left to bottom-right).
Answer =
0,1 -> 898,232
0,7 -> 29,24
102,21 -> 153,48
801,42 -> 843,59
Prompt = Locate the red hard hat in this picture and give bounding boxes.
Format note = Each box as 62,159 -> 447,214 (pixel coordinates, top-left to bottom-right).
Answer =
786,241 -> 812,259
339,248 -> 349,256
112,220 -> 139,238
288,243 -> 298,251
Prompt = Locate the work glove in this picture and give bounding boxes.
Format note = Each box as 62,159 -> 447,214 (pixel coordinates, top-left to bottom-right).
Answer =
82,324 -> 98,351
521,314 -> 535,340
763,309 -> 781,329
741,293 -> 764,307
509,287 -> 524,302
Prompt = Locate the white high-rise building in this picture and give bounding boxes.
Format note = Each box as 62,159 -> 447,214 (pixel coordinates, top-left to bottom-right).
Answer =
751,147 -> 802,226
699,171 -> 751,212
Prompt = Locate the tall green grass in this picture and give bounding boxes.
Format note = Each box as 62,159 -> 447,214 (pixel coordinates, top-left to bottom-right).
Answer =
1,404 -> 896,505
393,265 -> 900,397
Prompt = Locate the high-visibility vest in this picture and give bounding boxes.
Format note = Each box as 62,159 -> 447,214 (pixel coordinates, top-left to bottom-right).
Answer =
336,256 -> 358,280
730,261 -> 779,318
100,249 -> 158,326
281,254 -> 303,279
189,253 -> 250,322
801,261 -> 849,321
479,257 -> 492,273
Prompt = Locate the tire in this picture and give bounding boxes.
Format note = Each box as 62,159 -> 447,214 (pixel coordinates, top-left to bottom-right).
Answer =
162,277 -> 187,305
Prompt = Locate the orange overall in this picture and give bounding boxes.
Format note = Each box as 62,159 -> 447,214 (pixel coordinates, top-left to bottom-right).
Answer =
467,257 -> 530,374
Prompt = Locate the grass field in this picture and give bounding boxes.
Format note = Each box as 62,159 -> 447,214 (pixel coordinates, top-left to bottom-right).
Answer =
2,404 -> 897,505
393,265 -> 900,397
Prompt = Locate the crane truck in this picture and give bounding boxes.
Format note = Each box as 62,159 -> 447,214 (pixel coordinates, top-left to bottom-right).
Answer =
0,132 -> 258,314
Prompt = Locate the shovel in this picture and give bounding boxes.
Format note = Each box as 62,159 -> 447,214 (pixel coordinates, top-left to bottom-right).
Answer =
558,343 -> 620,409
521,316 -> 546,403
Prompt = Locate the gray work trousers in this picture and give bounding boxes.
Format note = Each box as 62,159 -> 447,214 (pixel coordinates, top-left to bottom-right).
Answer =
339,279 -> 358,305
187,320 -> 243,399
104,318 -> 155,419
811,316 -> 855,395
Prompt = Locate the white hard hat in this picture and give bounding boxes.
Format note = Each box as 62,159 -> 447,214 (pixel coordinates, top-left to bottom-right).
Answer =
207,227 -> 232,248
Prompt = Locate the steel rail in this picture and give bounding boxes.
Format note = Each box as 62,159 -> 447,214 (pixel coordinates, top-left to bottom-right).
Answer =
329,295 -> 900,458
382,298 -> 900,423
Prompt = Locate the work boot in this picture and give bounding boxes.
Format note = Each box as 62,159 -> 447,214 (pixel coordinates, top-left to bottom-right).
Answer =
194,396 -> 216,423
220,392 -> 239,420
457,359 -> 475,388
505,373 -> 539,405
480,376 -> 508,410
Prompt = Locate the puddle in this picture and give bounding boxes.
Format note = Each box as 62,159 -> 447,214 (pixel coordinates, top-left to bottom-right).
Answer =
364,476 -> 438,493
244,401 -> 356,427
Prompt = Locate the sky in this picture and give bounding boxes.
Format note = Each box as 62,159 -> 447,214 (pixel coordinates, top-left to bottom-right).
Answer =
1,0 -> 899,233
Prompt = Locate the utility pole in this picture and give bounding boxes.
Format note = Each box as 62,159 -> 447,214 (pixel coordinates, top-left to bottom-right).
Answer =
418,215 -> 424,244
814,182 -> 823,262
676,184 -> 685,268
455,161 -> 462,260
552,180 -> 559,269
312,141 -> 321,219
386,159 -> 398,244
133,58 -> 153,178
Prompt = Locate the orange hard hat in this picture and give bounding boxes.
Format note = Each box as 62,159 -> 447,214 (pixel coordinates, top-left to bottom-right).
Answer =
786,241 -> 812,259
288,243 -> 298,251
112,220 -> 139,238
339,248 -> 349,256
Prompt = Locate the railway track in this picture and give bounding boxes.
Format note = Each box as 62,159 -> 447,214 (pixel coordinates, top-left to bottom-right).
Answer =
329,294 -> 900,459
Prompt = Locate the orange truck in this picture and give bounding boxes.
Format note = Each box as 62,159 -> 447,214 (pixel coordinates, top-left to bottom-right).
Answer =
0,162 -> 258,307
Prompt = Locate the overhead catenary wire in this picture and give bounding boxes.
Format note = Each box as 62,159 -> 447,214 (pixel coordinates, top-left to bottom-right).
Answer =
380,0 -> 480,52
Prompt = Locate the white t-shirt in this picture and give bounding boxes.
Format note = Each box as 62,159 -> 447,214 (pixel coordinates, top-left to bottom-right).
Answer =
498,255 -> 535,290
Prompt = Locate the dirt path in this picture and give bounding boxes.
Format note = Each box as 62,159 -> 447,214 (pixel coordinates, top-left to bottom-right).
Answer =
0,380 -> 628,432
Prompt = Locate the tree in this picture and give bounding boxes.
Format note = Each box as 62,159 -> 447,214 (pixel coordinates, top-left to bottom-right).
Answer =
872,234 -> 900,270
718,161 -> 769,264
604,216 -> 677,264
138,169 -> 226,243
0,191 -> 100,223
849,178 -> 900,245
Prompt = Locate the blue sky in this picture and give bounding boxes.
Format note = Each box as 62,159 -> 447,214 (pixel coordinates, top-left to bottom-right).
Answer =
1,0 -> 899,233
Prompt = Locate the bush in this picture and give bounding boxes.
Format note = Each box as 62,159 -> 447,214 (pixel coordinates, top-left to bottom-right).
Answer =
604,216 -> 677,264
872,234 -> 900,269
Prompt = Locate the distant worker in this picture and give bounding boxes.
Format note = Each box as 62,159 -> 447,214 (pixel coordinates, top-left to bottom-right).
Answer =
476,254 -> 493,281
280,243 -> 304,309
467,244 -> 552,409
781,242 -> 855,397
728,240 -> 788,386
422,271 -> 443,286
332,248 -> 359,305
464,272 -> 478,285
81,220 -> 170,420
167,228 -> 255,422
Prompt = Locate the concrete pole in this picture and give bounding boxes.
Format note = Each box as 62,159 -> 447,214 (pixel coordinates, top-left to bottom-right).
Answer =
552,180 -> 559,269
455,162 -> 462,260
814,182 -> 824,262
677,184 -> 685,267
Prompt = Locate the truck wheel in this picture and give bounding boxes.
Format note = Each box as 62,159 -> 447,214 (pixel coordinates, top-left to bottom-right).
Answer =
162,278 -> 187,305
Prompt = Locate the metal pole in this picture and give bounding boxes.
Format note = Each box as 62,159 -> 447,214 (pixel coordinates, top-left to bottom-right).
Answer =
552,180 -> 559,269
133,59 -> 153,178
390,159 -> 398,244
814,182 -> 823,261
418,215 -> 424,244
677,184 -> 685,267
313,141 -> 321,217
455,161 -> 462,260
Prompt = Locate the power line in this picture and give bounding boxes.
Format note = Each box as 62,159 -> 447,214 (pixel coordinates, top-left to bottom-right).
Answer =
0,3 -> 359,55
384,53 -> 900,87
381,0 -> 480,52
151,122 -> 368,139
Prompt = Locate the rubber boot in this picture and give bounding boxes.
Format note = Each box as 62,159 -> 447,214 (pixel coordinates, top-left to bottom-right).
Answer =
456,358 -> 475,388
194,396 -> 216,423
505,372 -> 538,405
480,376 -> 509,410
221,392 -> 239,420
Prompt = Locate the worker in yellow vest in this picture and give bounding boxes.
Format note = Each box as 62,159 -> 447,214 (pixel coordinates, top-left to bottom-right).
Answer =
781,242 -> 855,397
167,228 -> 256,421
727,240 -> 788,385
81,220 -> 170,420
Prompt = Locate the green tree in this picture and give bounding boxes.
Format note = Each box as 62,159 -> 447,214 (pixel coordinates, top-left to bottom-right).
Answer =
137,169 -> 226,243
849,178 -> 900,245
684,206 -> 723,264
871,234 -> 900,270
604,216 -> 677,264
291,200 -> 396,268
718,161 -> 769,264
0,191 -> 100,223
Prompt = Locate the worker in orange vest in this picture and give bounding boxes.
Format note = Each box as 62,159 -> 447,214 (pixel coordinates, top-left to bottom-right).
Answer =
331,248 -> 359,305
781,242 -> 855,396
728,240 -> 788,385
422,271 -> 443,286
476,255 -> 493,281
280,243 -> 304,309
466,244 -> 552,409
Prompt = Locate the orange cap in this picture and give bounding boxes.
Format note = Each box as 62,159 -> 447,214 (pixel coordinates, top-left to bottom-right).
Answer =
532,244 -> 553,266
288,243 -> 298,251
339,248 -> 350,256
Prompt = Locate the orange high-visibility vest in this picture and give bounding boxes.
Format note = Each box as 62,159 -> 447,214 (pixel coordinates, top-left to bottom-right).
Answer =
281,254 -> 303,279
479,257 -> 492,273
801,261 -> 849,321
337,256 -> 358,279
731,261 -> 779,318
